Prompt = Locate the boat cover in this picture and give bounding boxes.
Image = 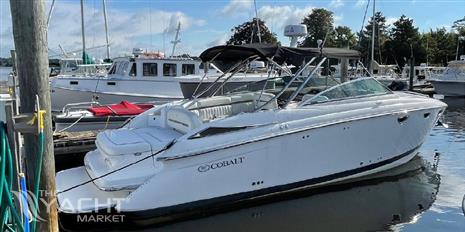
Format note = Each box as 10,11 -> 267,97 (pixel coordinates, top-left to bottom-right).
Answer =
89,101 -> 154,117
199,44 -> 361,66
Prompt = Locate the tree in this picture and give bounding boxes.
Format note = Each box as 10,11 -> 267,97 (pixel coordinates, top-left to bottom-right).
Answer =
300,8 -> 334,47
356,12 -> 389,64
422,28 -> 457,65
452,16 -> 465,58
333,26 -> 357,48
453,16 -> 465,36
383,15 -> 426,67
226,18 -> 279,45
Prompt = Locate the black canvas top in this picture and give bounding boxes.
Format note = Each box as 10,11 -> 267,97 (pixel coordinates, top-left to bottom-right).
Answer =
199,44 -> 361,66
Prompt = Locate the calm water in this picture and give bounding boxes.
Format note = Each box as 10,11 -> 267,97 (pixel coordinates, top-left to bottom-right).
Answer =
0,67 -> 11,81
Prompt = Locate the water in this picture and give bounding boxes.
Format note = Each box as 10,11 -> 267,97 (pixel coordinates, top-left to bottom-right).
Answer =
0,67 -> 12,81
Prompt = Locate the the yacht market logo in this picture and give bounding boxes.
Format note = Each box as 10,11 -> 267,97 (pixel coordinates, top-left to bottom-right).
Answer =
198,156 -> 245,172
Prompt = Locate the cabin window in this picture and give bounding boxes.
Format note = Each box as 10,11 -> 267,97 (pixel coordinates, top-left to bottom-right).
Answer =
108,63 -> 117,74
182,64 -> 195,75
143,63 -> 158,76
129,63 -> 137,77
163,63 -> 177,77
116,61 -> 129,75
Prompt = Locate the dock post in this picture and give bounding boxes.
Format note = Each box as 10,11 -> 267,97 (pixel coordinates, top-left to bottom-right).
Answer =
409,58 -> 415,91
9,0 -> 59,231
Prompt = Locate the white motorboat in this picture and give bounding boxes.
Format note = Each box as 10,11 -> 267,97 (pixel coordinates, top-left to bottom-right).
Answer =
56,44 -> 446,224
50,49 -> 273,112
428,56 -> 465,96
53,101 -> 154,132
50,50 -> 202,112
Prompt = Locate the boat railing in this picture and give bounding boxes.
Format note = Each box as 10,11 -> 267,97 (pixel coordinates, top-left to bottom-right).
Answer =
255,56 -> 320,110
61,101 -> 102,115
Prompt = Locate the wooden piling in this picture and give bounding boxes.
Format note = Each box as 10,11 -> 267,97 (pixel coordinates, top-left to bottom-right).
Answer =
9,0 -> 59,231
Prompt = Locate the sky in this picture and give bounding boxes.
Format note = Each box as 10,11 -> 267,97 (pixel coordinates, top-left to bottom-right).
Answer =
1,0 -> 464,58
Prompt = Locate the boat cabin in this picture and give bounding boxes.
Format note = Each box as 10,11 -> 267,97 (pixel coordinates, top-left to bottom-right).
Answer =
108,53 -> 202,79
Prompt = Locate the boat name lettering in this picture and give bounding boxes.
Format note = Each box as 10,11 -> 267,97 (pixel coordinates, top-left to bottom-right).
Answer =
198,157 -> 245,172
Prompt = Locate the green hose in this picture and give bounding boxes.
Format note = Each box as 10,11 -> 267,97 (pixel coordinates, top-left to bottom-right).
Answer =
31,132 -> 44,232
1,122 -> 25,232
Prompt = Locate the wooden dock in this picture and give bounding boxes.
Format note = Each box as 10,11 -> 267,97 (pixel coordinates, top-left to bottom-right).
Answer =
53,131 -> 98,171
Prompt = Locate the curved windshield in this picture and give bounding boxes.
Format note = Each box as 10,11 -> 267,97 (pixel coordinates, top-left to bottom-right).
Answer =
304,78 -> 392,105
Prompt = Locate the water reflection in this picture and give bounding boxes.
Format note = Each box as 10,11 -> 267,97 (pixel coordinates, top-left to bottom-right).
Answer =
118,156 -> 439,232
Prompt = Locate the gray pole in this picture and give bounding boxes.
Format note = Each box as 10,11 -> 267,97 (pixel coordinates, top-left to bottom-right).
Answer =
102,0 -> 110,60
9,0 -> 58,231
254,0 -> 261,43
369,0 -> 375,75
80,0 -> 86,59
46,0 -> 56,28
456,36 -> 463,61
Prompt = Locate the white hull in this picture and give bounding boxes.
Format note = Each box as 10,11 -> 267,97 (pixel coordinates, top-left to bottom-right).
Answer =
51,86 -> 181,112
429,80 -> 465,96
54,119 -> 127,132
56,93 -> 445,217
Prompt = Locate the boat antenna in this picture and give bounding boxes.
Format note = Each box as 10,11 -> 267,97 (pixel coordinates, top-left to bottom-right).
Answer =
102,0 -> 111,60
170,22 -> 181,57
80,0 -> 86,58
357,0 -> 370,47
58,44 -> 68,58
369,0 -> 376,75
254,0 -> 261,43
46,0 -> 56,28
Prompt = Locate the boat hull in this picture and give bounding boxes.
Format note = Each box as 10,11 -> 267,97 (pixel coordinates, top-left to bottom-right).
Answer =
429,80 -> 465,96
51,87 -> 181,112
54,116 -> 130,132
60,152 -> 429,230
56,105 -> 442,221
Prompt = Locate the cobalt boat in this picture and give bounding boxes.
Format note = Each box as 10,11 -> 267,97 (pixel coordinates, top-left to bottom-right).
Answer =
55,44 -> 447,224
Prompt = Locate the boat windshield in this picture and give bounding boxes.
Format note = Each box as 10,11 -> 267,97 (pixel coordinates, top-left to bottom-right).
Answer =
303,78 -> 392,105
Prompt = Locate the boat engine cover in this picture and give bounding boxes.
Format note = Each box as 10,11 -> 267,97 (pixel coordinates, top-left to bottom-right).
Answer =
96,128 -> 152,156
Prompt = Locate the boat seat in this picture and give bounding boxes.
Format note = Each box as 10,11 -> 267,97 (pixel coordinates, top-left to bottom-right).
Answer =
166,106 -> 203,133
95,127 -> 181,157
189,96 -> 233,122
254,92 -> 278,110
87,126 -> 181,190
230,93 -> 255,114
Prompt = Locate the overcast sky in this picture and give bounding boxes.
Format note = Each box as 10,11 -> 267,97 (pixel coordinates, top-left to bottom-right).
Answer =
1,0 -> 464,58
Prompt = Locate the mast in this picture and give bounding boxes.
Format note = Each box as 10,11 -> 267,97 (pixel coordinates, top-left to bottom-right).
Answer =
46,0 -> 56,28
102,0 -> 110,60
80,0 -> 86,60
254,0 -> 261,43
369,0 -> 375,74
170,22 -> 181,57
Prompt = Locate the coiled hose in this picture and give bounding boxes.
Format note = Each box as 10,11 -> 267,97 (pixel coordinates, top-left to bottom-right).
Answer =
0,122 -> 25,232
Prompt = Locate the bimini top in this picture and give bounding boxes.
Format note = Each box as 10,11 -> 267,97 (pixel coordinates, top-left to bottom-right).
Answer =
199,44 -> 361,66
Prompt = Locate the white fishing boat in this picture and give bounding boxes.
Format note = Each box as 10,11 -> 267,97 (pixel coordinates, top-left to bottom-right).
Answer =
49,50 -> 201,112
428,56 -> 465,96
55,45 -> 446,223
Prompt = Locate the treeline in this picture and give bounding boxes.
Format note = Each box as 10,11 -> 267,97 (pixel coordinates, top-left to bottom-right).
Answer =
227,9 -> 465,68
